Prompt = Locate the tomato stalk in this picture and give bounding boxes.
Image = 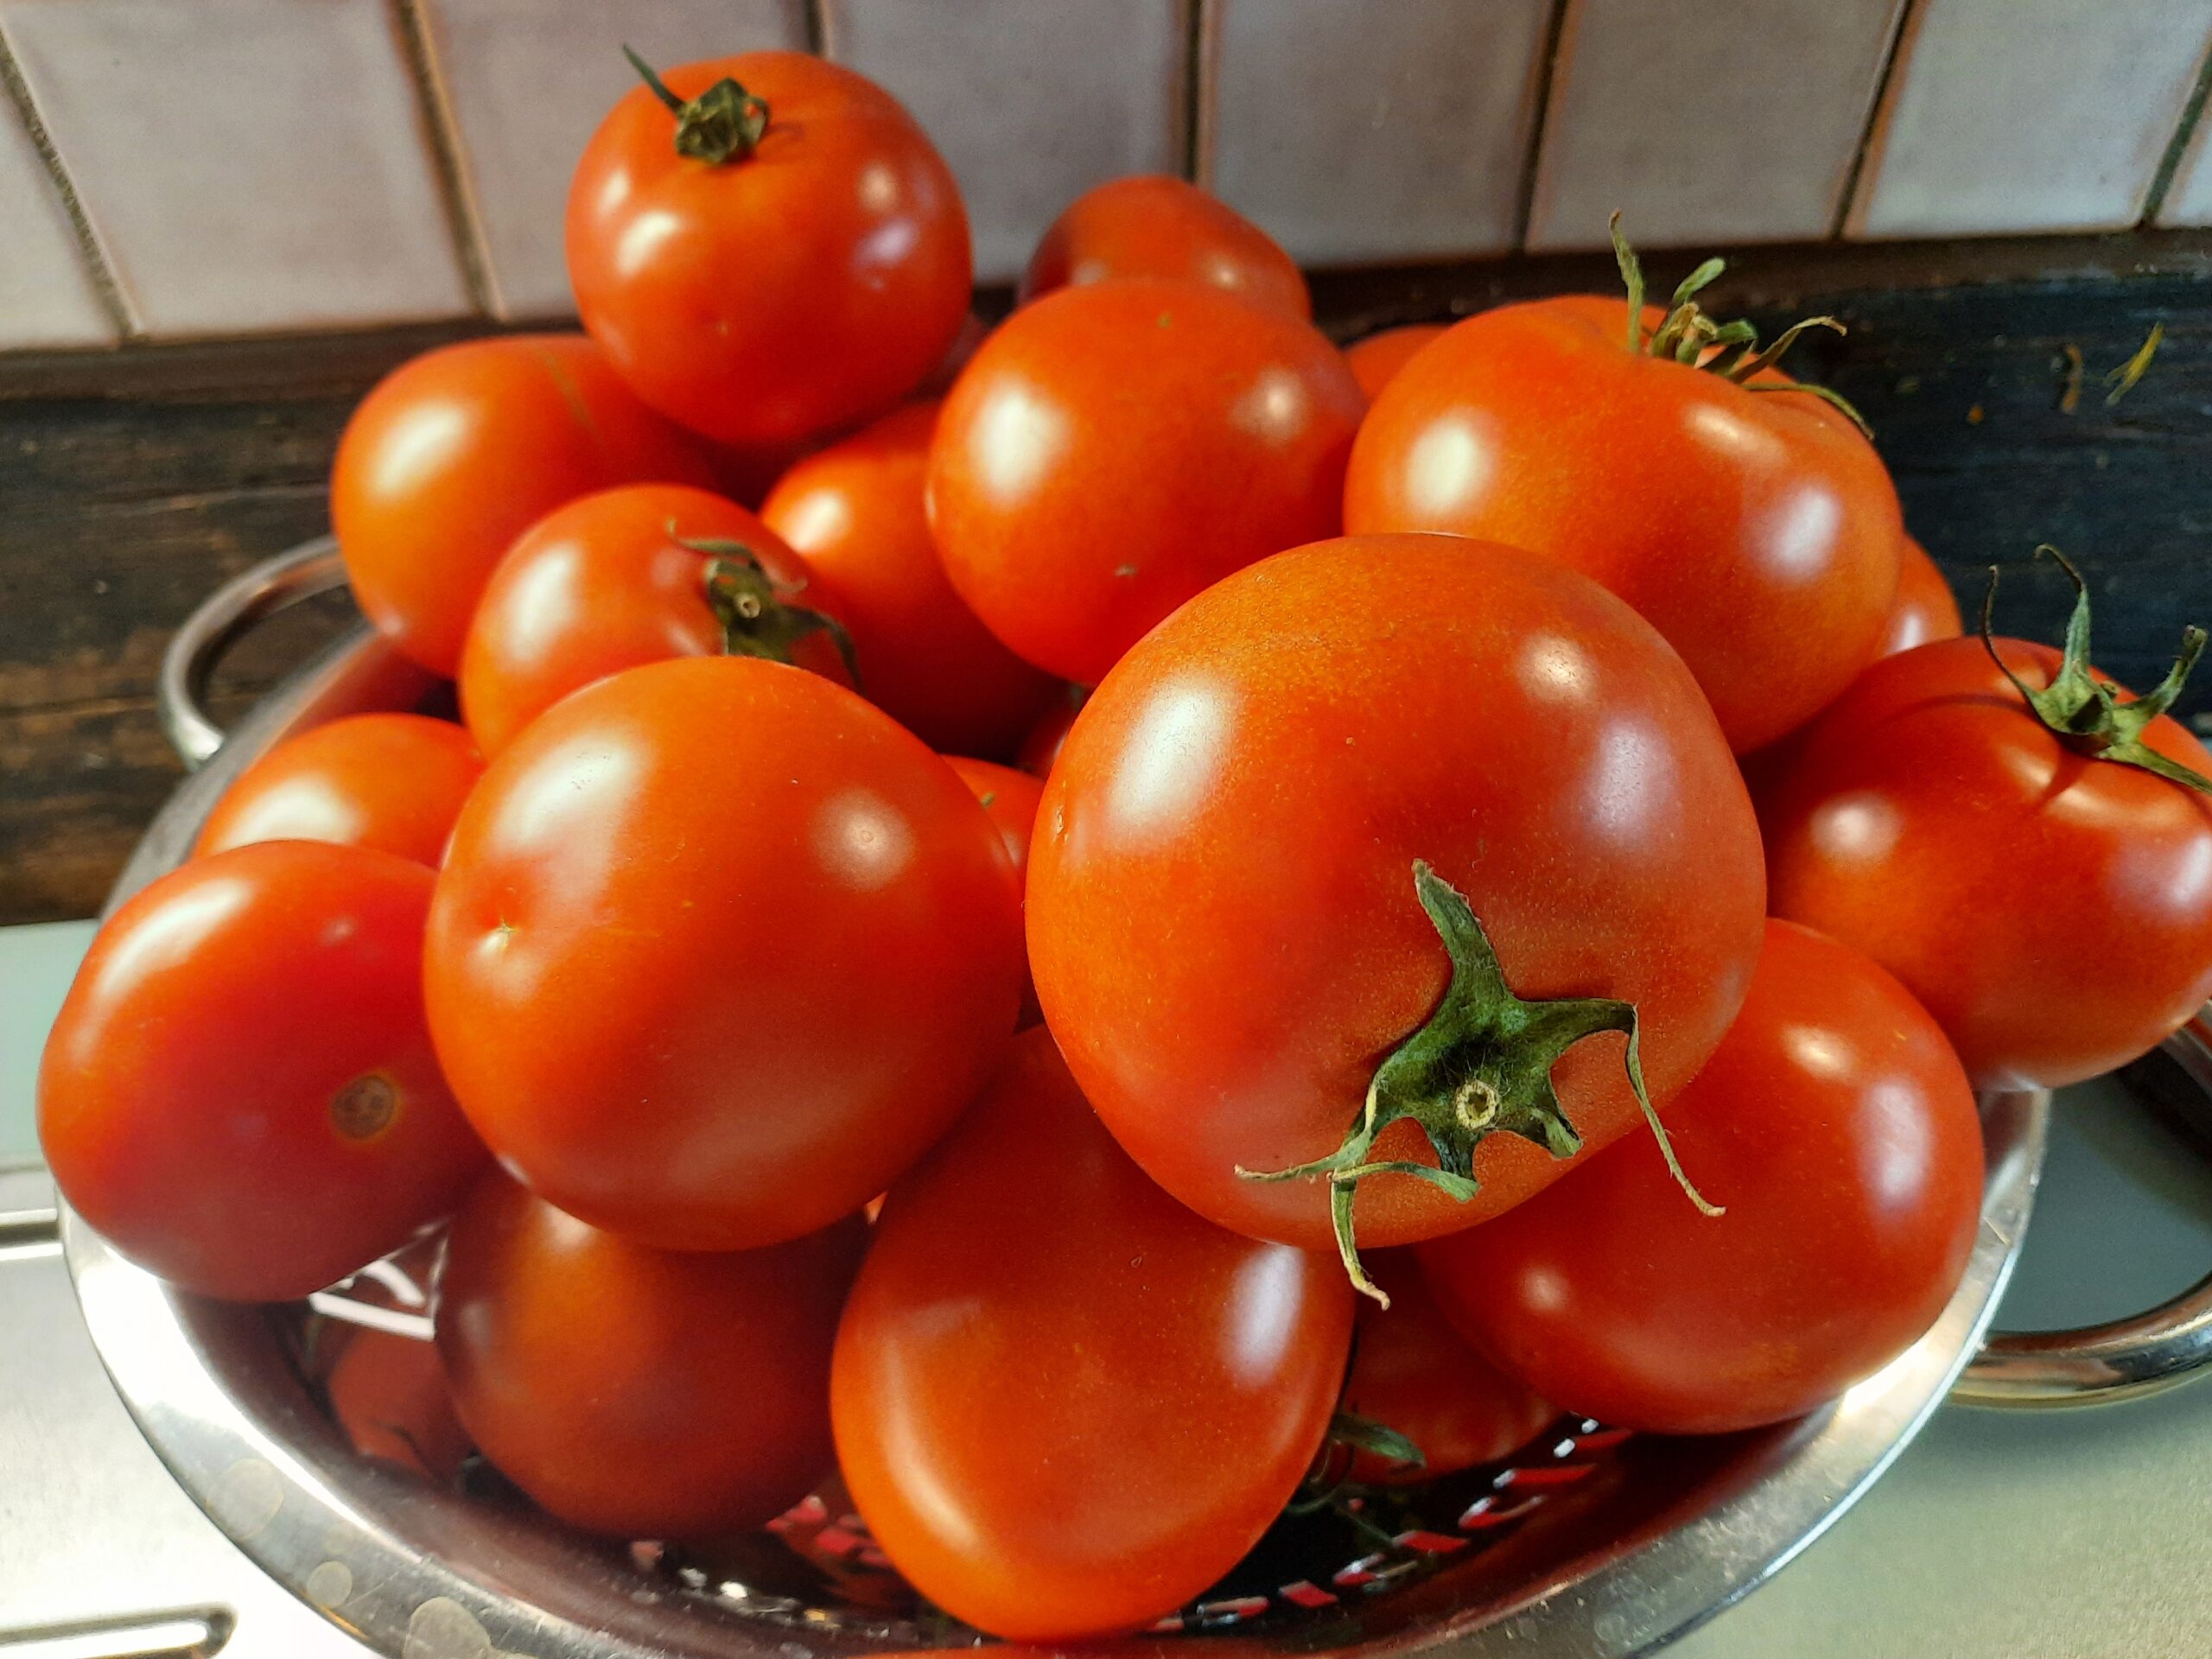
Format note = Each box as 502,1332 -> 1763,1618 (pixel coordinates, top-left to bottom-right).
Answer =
623,45 -> 769,163
1982,546 -> 2212,796
1609,213 -> 1872,438
1240,861 -> 1718,1305
687,534 -> 861,682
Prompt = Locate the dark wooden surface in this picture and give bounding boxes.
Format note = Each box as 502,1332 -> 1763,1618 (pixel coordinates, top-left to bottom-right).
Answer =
5,238 -> 2212,924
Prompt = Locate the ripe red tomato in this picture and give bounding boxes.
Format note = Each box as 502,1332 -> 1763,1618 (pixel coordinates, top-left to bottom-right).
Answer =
944,756 -> 1045,1026
1028,535 -> 1766,1287
1343,322 -> 1446,402
1344,288 -> 1904,753
1018,175 -> 1310,320
1016,689 -> 1084,776
566,52 -> 971,448
1334,1252 -> 1553,1485
195,714 -> 482,867
1760,572 -> 2212,1089
832,1028 -> 1352,1641
1878,535 -> 1962,658
457,482 -> 850,757
425,656 -> 1023,1250
334,334 -> 714,677
40,842 -> 486,1301
929,277 -> 1364,684
312,1241 -> 472,1484
760,402 -> 1058,756
1419,919 -> 1985,1434
438,1170 -> 864,1538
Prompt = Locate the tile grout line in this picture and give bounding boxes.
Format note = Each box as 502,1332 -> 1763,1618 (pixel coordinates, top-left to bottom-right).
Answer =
2141,29 -> 2212,226
1510,0 -> 1575,253
804,0 -> 827,57
1831,0 -> 1923,241
1183,0 -> 1213,187
0,22 -> 136,340
389,0 -> 499,320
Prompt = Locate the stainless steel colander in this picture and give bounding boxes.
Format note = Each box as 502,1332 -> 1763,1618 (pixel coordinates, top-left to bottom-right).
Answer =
58,541 -> 2212,1659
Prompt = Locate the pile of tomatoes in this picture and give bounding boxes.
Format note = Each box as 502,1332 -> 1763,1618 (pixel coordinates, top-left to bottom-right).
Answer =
39,48 -> 2212,1643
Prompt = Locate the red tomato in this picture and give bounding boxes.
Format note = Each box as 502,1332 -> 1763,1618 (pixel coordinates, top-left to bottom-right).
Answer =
1344,286 -> 1904,753
1878,535 -> 1963,658
1419,920 -> 1985,1434
313,1241 -> 472,1484
425,656 -> 1023,1250
929,277 -> 1365,684
457,482 -> 850,758
1016,689 -> 1085,777
40,842 -> 486,1301
1335,1252 -> 1553,1485
1028,535 -> 1766,1287
438,1170 -> 863,1538
761,402 -> 1058,756
195,714 -> 482,867
1018,175 -> 1310,320
566,52 -> 970,448
1343,322 -> 1446,402
944,756 -> 1045,1027
334,334 -> 714,677
832,1028 -> 1352,1641
1760,572 -> 2212,1089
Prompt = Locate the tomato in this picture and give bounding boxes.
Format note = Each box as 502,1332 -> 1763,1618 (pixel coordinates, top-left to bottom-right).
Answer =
1018,175 -> 1310,320
1027,535 -> 1764,1288
1878,535 -> 1962,658
438,1170 -> 863,1538
1334,1252 -> 1553,1485
334,334 -> 714,677
832,1028 -> 1352,1641
1419,919 -> 1984,1434
1344,262 -> 1905,753
1343,322 -> 1446,402
761,403 -> 1058,755
313,1241 -> 472,1484
40,842 -> 486,1301
1016,688 -> 1085,777
1759,564 -> 2212,1089
457,482 -> 851,758
567,52 -> 970,448
194,714 -> 482,867
929,277 -> 1364,684
944,756 -> 1045,1027
425,656 -> 1023,1250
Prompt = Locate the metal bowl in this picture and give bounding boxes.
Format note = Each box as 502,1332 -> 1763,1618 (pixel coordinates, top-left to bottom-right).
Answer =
57,543 -> 2212,1658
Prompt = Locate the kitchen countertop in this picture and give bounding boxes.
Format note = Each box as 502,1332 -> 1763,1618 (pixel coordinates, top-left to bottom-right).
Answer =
6,918 -> 2211,1657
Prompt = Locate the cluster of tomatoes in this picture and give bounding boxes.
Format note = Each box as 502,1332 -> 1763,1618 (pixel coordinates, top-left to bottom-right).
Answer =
40,48 -> 2212,1643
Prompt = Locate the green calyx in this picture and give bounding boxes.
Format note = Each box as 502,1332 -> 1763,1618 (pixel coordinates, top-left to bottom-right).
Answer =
1239,861 -> 1718,1306
624,45 -> 769,164
688,532 -> 861,683
1609,212 -> 1872,438
1982,546 -> 2212,797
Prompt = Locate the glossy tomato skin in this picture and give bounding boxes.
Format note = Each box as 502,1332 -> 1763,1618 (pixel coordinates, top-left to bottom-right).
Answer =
1419,920 -> 1985,1434
194,714 -> 482,867
1029,535 -> 1766,1253
567,53 -> 971,448
1878,536 -> 1963,658
832,1028 -> 1353,1642
1761,637 -> 2212,1089
1018,175 -> 1310,320
1343,322 -> 1446,402
334,334 -> 715,677
425,656 -> 1023,1251
761,402 -> 1058,755
929,277 -> 1365,685
40,842 -> 486,1301
1344,296 -> 1905,753
944,756 -> 1045,1026
457,482 -> 848,757
438,1171 -> 864,1538
1338,1253 -> 1553,1485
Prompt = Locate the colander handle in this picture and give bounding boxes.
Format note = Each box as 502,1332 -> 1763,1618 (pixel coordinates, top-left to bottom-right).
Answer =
157,537 -> 349,769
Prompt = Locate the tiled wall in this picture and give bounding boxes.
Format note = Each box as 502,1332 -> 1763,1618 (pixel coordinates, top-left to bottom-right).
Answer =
2,0 -> 2209,353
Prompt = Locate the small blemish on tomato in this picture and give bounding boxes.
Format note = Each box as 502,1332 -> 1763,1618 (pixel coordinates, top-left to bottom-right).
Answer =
331,1074 -> 398,1141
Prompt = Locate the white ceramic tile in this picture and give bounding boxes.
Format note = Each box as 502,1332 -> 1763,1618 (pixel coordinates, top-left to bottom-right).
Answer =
823,0 -> 1187,283
0,100 -> 112,346
418,0 -> 806,320
1206,0 -> 1551,265
0,0 -> 470,337
1527,0 -> 1905,251
1852,0 -> 2212,238
2157,99 -> 2212,226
